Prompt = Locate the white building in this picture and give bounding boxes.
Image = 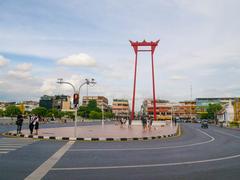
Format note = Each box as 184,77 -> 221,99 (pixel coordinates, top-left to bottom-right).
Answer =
217,101 -> 234,125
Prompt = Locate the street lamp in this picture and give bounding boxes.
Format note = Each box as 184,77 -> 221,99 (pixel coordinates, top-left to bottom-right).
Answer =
57,78 -> 96,138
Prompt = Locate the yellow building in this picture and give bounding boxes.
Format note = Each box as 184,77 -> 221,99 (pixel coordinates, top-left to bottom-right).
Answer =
82,96 -> 108,112
234,100 -> 240,122
112,99 -> 130,119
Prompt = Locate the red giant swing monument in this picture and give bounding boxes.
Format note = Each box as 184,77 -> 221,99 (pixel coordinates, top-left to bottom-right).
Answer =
129,40 -> 160,123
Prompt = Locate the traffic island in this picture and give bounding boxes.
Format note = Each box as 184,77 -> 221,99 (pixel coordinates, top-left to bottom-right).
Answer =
3,123 -> 180,141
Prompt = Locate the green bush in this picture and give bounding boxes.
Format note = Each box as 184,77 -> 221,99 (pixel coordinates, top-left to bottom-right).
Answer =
229,121 -> 239,128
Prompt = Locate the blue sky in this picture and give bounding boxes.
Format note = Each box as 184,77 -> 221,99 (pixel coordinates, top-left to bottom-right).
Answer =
0,0 -> 240,109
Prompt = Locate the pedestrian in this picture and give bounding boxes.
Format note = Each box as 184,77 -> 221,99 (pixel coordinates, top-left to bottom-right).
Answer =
128,118 -> 132,128
16,114 -> 23,134
120,118 -> 124,128
29,115 -> 34,135
174,117 -> 177,126
148,116 -> 153,131
141,115 -> 147,131
34,116 -> 39,135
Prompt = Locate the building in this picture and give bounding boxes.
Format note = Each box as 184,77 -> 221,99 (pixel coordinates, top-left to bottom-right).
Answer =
196,97 -> 236,113
142,99 -> 196,121
0,102 -> 16,111
82,96 -> 108,111
53,95 -> 71,111
22,101 -> 39,112
176,101 -> 196,120
39,95 -> 71,111
233,99 -> 240,122
112,99 -> 130,119
217,101 -> 235,125
39,95 -> 54,110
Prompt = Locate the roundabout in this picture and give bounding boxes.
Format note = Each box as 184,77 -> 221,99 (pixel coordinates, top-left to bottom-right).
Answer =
3,122 -> 179,141
1,123 -> 240,180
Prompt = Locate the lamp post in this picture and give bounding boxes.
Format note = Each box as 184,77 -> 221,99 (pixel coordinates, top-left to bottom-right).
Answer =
57,78 -> 96,137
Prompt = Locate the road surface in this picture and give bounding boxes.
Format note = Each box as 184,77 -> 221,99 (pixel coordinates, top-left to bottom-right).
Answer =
0,123 -> 240,180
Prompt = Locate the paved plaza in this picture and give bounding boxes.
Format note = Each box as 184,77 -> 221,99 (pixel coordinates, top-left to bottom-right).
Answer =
19,123 -> 178,139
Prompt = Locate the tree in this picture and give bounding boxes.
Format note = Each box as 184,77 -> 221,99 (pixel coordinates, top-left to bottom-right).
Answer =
65,111 -> 75,120
56,111 -> 65,119
105,112 -> 114,119
47,108 -> 59,117
0,109 -> 4,117
78,106 -> 89,118
87,100 -> 101,112
4,105 -> 21,117
32,107 -> 48,117
207,103 -> 222,120
199,112 -> 208,119
89,111 -> 102,119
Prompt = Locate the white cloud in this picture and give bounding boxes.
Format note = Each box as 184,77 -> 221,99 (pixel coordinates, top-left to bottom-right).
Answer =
40,79 -> 57,95
7,62 -> 33,79
57,53 -> 96,67
16,63 -> 32,71
0,55 -> 9,67
8,70 -> 31,79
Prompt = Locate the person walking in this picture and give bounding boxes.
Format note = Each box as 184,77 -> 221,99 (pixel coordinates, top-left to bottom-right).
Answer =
29,115 -> 34,135
16,114 -> 23,134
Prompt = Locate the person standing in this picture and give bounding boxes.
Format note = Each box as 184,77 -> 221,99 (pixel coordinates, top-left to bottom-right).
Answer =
141,115 -> 147,131
34,115 -> 40,135
29,115 -> 34,135
148,116 -> 153,131
16,114 -> 23,134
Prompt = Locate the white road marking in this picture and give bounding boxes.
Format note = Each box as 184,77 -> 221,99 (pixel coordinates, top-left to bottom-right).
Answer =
51,153 -> 240,171
24,141 -> 75,180
0,151 -> 8,154
213,129 -> 240,139
69,129 -> 215,152
0,148 -> 16,151
0,145 -> 25,147
0,138 -> 34,155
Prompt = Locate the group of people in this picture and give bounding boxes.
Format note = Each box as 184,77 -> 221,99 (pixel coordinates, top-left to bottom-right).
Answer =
141,115 -> 153,131
16,114 -> 39,135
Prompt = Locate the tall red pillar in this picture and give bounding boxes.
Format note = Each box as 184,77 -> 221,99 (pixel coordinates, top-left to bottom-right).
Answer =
131,47 -> 138,122
130,40 -> 160,122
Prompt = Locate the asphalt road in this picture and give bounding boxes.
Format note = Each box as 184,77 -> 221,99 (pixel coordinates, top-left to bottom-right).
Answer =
0,123 -> 240,180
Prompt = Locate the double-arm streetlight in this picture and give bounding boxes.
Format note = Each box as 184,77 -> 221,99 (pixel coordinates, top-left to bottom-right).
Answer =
57,78 -> 96,137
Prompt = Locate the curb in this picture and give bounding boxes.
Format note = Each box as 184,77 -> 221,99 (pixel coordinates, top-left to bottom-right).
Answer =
1,125 -> 181,142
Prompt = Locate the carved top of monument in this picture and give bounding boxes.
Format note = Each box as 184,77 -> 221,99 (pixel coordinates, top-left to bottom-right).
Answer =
129,39 -> 160,47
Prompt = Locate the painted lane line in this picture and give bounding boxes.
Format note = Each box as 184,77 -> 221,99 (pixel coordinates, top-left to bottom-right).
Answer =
24,141 -> 75,180
213,129 -> 240,139
51,153 -> 240,171
0,145 -> 24,148
0,151 -> 8,154
0,148 -> 16,151
69,129 -> 215,152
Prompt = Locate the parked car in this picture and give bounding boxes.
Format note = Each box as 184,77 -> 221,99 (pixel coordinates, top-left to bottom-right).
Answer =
201,120 -> 208,128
